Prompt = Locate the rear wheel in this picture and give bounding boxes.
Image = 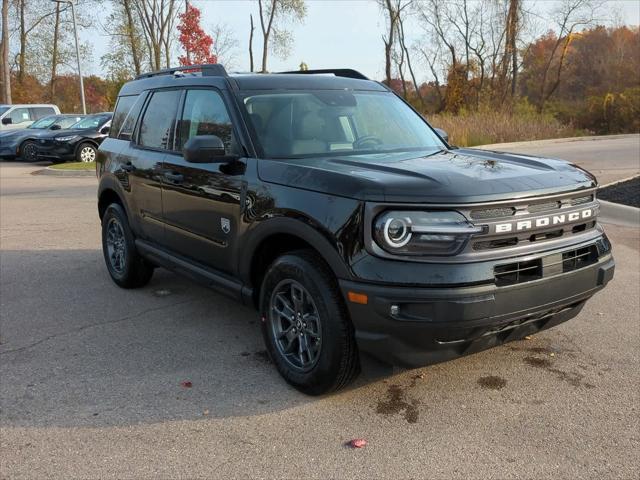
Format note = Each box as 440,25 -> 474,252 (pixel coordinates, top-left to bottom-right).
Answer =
101,203 -> 154,288
20,141 -> 38,162
260,250 -> 360,395
77,142 -> 97,163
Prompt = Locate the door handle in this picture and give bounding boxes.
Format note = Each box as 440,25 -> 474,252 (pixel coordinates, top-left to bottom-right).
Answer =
164,172 -> 184,183
121,162 -> 134,172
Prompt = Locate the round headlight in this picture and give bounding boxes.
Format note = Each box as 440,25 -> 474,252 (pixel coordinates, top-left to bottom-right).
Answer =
383,217 -> 412,248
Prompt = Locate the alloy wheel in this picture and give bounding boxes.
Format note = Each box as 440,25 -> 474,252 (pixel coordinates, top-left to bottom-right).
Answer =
269,279 -> 322,372
105,217 -> 126,274
80,145 -> 96,162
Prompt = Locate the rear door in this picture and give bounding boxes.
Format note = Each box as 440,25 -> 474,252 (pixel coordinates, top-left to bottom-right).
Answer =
115,90 -> 180,243
161,88 -> 245,274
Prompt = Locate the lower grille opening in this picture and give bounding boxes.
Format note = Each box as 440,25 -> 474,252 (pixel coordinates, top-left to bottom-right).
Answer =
562,246 -> 598,273
494,259 -> 543,286
529,229 -> 563,242
474,237 -> 519,250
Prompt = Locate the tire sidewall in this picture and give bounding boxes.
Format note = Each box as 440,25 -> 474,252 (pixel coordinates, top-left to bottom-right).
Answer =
21,141 -> 37,162
102,204 -> 136,285
260,254 -> 351,394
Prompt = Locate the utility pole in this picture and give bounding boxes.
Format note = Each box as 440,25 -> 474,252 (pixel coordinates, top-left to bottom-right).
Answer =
51,0 -> 85,114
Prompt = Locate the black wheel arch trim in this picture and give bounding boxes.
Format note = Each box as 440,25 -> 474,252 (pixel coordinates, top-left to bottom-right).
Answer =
98,175 -> 131,220
239,216 -> 352,286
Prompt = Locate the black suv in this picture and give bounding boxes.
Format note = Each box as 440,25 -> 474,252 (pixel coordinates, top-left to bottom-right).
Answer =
37,113 -> 112,163
97,65 -> 614,395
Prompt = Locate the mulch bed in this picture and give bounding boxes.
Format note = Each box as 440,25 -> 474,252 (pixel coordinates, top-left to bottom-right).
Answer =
598,177 -> 640,208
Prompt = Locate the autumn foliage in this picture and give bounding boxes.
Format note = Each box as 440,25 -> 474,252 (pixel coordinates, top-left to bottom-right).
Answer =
177,4 -> 217,66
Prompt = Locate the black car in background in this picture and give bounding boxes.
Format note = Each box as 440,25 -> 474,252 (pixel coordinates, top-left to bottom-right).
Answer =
36,113 -> 112,163
0,114 -> 84,161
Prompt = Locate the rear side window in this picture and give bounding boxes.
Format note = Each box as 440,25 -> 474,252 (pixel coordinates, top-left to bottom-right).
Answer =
138,90 -> 181,150
117,95 -> 146,140
30,107 -> 55,120
111,95 -> 138,139
176,89 -> 239,153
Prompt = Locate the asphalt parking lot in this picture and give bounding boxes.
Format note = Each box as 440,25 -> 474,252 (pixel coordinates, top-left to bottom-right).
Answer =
1,138 -> 639,479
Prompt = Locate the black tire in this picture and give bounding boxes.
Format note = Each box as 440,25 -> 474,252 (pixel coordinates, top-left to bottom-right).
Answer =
101,203 -> 154,289
76,142 -> 97,163
260,250 -> 360,395
20,141 -> 38,162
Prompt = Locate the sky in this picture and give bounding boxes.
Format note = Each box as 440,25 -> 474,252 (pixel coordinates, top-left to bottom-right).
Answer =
82,0 -> 640,81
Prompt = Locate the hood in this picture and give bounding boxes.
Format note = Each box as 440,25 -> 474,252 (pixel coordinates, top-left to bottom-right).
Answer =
40,128 -> 94,140
257,148 -> 597,203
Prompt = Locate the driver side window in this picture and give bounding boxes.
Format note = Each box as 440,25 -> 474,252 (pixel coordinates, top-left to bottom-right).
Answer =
176,89 -> 239,154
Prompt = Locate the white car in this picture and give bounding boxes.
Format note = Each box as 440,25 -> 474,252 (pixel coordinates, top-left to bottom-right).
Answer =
0,104 -> 61,132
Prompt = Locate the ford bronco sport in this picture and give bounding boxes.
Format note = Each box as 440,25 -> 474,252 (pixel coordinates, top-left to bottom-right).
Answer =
97,64 -> 614,395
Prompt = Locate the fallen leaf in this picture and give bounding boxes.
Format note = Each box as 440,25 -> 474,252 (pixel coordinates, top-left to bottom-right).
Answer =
180,381 -> 193,388
347,438 -> 367,448
524,335 -> 533,340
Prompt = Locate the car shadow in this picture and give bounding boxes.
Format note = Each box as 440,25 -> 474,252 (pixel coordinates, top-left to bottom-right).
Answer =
0,249 -> 395,428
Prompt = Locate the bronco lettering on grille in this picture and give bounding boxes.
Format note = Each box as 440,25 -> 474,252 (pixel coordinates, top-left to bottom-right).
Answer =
493,208 -> 593,234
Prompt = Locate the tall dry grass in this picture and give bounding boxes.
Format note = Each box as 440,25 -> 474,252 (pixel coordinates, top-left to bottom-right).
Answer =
428,108 -> 582,147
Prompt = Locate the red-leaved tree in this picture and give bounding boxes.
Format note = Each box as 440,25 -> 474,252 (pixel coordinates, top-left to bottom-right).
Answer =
177,4 -> 217,66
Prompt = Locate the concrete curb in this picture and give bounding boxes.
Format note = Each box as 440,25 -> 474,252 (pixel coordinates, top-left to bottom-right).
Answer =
599,200 -> 640,228
476,134 -> 639,150
32,167 -> 95,177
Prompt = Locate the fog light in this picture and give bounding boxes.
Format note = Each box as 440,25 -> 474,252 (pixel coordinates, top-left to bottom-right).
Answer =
390,305 -> 400,316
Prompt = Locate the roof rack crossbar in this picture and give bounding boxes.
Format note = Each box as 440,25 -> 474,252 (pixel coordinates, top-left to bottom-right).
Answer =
135,64 -> 228,80
277,69 -> 369,80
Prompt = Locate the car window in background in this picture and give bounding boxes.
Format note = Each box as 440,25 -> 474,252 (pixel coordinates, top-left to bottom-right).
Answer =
70,115 -> 111,130
8,108 -> 32,125
0,106 -> 9,116
138,90 -> 181,150
57,116 -> 84,129
28,116 -> 57,129
31,107 -> 56,120
111,95 -> 138,138
176,89 -> 239,154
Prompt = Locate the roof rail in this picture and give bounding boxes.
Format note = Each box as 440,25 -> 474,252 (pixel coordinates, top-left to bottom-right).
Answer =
276,69 -> 369,80
135,64 -> 228,80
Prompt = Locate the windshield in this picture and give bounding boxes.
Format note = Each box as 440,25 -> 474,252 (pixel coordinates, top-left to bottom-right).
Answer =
29,116 -> 58,129
70,115 -> 110,130
242,90 -> 445,159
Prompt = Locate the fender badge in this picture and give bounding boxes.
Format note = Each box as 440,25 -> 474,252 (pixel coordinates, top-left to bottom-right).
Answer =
221,217 -> 231,234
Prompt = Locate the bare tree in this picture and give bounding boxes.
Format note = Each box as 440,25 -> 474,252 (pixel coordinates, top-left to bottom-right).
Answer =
537,0 -> 602,110
210,23 -> 239,69
49,2 -> 60,100
257,0 -> 306,73
133,0 -> 179,71
0,0 -> 10,103
248,14 -> 255,72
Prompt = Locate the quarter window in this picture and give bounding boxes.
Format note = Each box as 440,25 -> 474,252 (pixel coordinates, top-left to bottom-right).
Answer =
111,95 -> 138,139
31,107 -> 55,120
176,89 -> 238,154
138,90 -> 181,150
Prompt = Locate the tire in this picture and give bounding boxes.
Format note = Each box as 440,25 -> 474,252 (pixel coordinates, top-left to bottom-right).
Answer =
20,141 -> 38,162
76,142 -> 97,163
101,203 -> 154,289
260,250 -> 360,395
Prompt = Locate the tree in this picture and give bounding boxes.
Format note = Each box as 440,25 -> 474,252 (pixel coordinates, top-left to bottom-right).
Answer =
210,23 -> 238,68
248,14 -> 255,72
177,3 -> 216,66
257,0 -> 306,73
101,0 -> 146,79
0,0 -> 10,103
133,0 -> 179,71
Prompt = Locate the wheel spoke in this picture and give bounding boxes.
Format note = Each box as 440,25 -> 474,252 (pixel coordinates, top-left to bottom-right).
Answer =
291,283 -> 304,312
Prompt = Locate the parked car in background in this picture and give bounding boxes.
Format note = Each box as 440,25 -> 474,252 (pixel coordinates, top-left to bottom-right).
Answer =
0,104 -> 61,132
36,113 -> 112,163
0,114 -> 84,161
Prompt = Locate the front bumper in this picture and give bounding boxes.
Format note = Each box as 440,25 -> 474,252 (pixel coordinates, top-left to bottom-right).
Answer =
340,253 -> 614,367
36,141 -> 75,161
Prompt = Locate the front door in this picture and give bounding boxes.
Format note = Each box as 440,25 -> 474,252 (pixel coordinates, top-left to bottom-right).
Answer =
161,88 -> 245,275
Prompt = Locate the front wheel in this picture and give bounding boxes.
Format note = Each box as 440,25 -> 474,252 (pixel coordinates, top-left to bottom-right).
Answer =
260,250 -> 360,395
20,141 -> 38,162
101,203 -> 154,288
77,142 -> 97,163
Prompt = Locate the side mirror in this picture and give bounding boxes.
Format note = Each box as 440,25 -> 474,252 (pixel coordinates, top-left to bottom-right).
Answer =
434,128 -> 449,143
50,124 -> 61,130
183,135 -> 228,163
2,117 -> 12,125
100,126 -> 110,134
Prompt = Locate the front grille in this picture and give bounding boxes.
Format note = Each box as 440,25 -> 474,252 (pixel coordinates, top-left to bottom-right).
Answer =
494,244 -> 599,286
571,195 -> 593,206
528,200 -> 561,214
470,207 -> 515,220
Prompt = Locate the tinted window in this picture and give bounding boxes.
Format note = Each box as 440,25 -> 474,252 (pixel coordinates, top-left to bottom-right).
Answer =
31,107 -> 56,120
29,116 -> 58,129
111,95 -> 138,139
138,90 -> 181,150
8,108 -> 32,125
176,89 -> 238,153
118,95 -> 146,140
